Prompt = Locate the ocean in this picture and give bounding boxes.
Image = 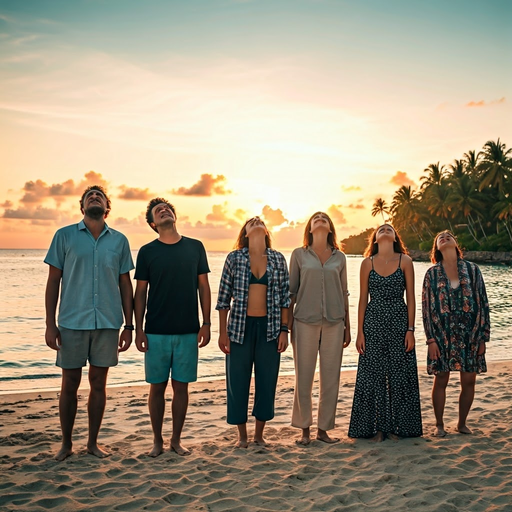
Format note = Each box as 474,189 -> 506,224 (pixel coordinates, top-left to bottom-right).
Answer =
1,249 -> 510,394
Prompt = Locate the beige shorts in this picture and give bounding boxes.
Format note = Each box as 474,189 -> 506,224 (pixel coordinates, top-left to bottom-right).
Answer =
57,327 -> 119,369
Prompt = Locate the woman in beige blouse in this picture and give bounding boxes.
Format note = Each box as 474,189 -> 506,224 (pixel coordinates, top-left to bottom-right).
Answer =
289,212 -> 351,445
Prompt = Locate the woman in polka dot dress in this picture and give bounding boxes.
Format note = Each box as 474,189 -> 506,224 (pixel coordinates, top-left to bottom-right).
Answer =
348,224 -> 423,441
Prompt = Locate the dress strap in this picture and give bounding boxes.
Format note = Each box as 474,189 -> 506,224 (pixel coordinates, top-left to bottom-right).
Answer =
398,253 -> 402,268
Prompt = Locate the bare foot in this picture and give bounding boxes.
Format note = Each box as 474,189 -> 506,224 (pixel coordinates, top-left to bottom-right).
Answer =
434,426 -> 447,437
295,435 -> 311,446
316,432 -> 340,444
457,425 -> 472,434
55,444 -> 73,461
235,438 -> 249,448
87,443 -> 111,458
387,433 -> 400,442
148,440 -> 164,458
171,441 -> 191,456
370,431 -> 384,443
253,437 -> 269,447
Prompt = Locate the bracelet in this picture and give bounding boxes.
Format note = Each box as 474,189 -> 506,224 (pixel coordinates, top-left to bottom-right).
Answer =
124,325 -> 134,331
280,326 -> 290,333
407,327 -> 415,332
426,339 -> 436,345
202,322 -> 211,326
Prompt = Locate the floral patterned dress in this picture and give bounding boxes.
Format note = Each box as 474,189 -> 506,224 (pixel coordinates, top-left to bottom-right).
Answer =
422,259 -> 490,375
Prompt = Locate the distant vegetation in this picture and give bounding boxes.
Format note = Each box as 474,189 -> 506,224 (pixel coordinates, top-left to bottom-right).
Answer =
342,138 -> 512,254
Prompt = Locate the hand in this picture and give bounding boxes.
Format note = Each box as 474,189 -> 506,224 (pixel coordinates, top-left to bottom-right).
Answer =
218,332 -> 230,354
45,324 -> 61,351
343,327 -> 351,348
355,333 -> 365,355
428,342 -> 440,360
278,331 -> 288,353
118,328 -> 133,352
404,331 -> 415,353
135,329 -> 148,352
198,324 -> 211,348
478,342 -> 486,356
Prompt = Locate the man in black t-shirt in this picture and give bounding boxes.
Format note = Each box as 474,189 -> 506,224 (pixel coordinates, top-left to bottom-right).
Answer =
134,197 -> 211,457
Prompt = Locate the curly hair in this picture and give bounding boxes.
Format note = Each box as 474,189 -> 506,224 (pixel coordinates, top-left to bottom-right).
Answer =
430,230 -> 464,263
363,224 -> 409,257
145,197 -> 177,233
79,185 -> 111,218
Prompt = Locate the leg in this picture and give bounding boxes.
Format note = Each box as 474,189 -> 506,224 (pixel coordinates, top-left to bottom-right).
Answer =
170,379 -> 191,455
56,368 -> 82,461
291,320 -> 320,444
87,365 -> 110,458
236,423 -> 248,448
432,372 -> 450,436
148,381 -> 168,457
253,318 -> 280,446
317,321 -> 344,443
457,372 -> 477,434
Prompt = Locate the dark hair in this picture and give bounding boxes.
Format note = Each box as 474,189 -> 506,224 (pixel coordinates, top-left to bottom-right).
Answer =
145,197 -> 177,233
430,230 -> 464,263
80,185 -> 111,218
234,217 -> 272,249
363,224 -> 408,257
302,211 -> 340,250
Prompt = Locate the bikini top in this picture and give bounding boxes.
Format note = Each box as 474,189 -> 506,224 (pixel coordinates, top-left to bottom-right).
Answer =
249,271 -> 268,286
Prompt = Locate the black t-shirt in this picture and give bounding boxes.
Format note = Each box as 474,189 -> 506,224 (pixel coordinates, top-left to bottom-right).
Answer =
135,236 -> 210,335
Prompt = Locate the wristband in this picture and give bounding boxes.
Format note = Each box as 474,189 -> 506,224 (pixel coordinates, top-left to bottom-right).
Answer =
280,325 -> 290,333
426,339 -> 436,345
124,325 -> 134,331
407,327 -> 415,332
202,322 -> 211,326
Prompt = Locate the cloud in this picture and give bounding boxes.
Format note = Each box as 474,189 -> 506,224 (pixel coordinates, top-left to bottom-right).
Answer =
327,205 -> 347,225
273,221 -> 306,249
172,174 -> 231,196
466,97 -> 506,108
341,185 -> 361,192
390,171 -> 415,187
206,204 -> 231,222
3,205 -> 60,220
1,200 -> 13,208
261,205 -> 287,227
118,186 -> 153,200
19,171 -> 109,203
347,203 -> 365,210
233,208 -> 248,221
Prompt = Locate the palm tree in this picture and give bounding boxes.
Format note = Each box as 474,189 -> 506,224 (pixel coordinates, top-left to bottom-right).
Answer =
462,149 -> 482,179
390,186 -> 423,240
425,185 -> 454,232
420,162 -> 446,189
479,138 -> 512,194
371,198 -> 389,223
447,159 -> 465,182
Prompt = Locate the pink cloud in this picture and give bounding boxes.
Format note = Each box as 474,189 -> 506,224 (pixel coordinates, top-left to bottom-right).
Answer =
172,174 -> 231,196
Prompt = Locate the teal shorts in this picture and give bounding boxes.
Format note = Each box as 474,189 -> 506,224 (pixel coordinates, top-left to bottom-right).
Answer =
145,333 -> 198,384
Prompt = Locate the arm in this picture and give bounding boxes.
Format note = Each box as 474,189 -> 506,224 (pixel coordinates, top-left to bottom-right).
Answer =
197,273 -> 211,348
278,307 -> 289,353
216,255 -> 234,354
288,250 -> 299,332
341,257 -> 351,348
218,309 -> 230,354
422,270 -> 441,361
118,272 -> 134,352
403,256 -> 416,353
356,259 -> 371,355
134,279 -> 149,352
277,253 -> 290,353
474,265 -> 490,355
45,265 -> 62,350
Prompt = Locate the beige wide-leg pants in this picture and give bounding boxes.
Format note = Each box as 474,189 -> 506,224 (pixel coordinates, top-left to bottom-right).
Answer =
291,319 -> 345,431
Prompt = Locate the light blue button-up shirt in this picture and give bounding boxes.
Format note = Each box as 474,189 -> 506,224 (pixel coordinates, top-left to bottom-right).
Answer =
44,220 -> 134,330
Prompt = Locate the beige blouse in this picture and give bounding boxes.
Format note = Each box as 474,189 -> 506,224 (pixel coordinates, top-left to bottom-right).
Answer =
289,247 -> 349,324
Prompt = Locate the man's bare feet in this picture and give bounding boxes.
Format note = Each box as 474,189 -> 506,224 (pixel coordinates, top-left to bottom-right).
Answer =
434,425 -> 447,437
235,438 -> 249,448
148,440 -> 164,458
253,437 -> 268,447
55,444 -> 73,461
370,431 -> 384,443
171,440 -> 191,456
457,425 -> 472,434
316,429 -> 340,444
86,443 -> 111,458
387,433 -> 400,442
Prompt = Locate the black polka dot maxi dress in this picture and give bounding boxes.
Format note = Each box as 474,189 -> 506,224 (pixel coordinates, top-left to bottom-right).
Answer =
348,256 -> 423,438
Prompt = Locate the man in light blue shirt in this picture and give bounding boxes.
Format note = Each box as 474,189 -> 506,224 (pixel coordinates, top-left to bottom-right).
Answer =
45,185 -> 134,461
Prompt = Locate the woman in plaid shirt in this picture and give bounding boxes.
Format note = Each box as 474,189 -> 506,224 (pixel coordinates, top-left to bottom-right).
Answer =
216,217 -> 290,448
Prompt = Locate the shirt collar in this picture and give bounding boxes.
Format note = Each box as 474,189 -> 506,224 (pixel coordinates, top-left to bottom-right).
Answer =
78,219 -> 110,234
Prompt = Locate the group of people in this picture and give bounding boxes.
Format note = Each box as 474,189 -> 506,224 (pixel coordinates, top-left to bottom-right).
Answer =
44,185 -> 491,461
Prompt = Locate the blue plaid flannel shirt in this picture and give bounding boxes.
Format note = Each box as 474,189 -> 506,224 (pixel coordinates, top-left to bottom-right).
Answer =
216,247 -> 290,344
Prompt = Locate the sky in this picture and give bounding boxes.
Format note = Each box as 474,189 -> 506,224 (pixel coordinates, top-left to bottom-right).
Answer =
0,0 -> 510,250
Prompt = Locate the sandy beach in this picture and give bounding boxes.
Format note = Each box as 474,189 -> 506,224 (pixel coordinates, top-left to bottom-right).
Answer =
1,362 -> 511,512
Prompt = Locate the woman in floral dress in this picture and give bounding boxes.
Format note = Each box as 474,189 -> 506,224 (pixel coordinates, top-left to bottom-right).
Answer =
422,230 -> 490,437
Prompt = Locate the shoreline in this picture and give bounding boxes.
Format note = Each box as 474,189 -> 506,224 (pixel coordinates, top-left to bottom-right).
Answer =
1,362 -> 511,511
